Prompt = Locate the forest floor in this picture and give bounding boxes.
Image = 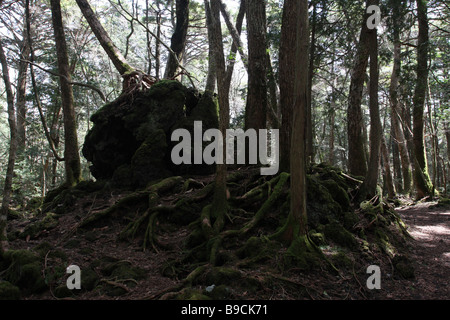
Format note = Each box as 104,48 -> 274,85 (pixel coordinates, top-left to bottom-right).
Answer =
381,202 -> 449,299
3,170 -> 450,301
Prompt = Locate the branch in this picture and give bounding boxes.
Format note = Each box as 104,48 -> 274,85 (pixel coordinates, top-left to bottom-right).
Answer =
26,0 -> 64,162
113,0 -> 198,89
20,59 -> 107,102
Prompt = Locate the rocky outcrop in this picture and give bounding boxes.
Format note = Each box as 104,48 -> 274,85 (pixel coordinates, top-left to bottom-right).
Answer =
82,80 -> 219,188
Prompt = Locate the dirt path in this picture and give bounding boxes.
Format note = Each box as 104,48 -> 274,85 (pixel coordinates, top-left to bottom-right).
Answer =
383,202 -> 450,299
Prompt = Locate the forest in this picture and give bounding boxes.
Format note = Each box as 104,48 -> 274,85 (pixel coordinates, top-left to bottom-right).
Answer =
0,0 -> 448,302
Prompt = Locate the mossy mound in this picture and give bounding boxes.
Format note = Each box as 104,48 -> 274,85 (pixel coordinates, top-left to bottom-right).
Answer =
0,281 -> 21,300
82,80 -> 219,188
0,249 -> 47,295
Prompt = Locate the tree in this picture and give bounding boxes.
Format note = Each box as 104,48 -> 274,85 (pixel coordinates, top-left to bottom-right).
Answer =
0,38 -> 17,252
277,0 -> 309,243
412,0 -> 434,199
388,0 -> 413,194
164,0 -> 190,79
278,0 -> 297,173
203,0 -> 231,235
347,4 -> 370,177
50,0 -> 81,186
244,0 -> 267,131
359,0 -> 382,199
75,0 -> 135,76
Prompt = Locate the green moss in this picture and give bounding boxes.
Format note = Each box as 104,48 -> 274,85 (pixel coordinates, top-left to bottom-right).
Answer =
0,281 -> 21,300
20,213 -> 59,239
375,227 -> 396,257
320,179 -> 350,212
284,235 -> 321,271
306,175 -> 343,227
323,221 -> 358,249
204,267 -> 242,286
4,252 -> 47,294
81,267 -> 100,291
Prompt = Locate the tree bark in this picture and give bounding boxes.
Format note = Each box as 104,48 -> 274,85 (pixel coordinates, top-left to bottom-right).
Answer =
244,0 -> 267,131
359,0 -> 382,200
347,7 -> 370,177
16,25 -> 30,154
75,0 -> 134,75
284,0 -> 309,242
206,0 -> 230,233
412,0 -> 434,199
164,0 -> 190,79
51,0 -> 81,187
389,3 -> 413,195
279,0 -> 297,172
0,39 -> 17,252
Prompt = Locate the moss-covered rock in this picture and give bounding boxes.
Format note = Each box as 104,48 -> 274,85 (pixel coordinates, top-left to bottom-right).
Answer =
2,250 -> 47,294
0,281 -> 21,300
20,212 -> 59,239
83,80 -> 219,188
323,221 -> 358,249
306,175 -> 343,228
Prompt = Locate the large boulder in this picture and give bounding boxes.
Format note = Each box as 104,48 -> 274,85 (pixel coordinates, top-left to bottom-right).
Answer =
82,80 -> 219,188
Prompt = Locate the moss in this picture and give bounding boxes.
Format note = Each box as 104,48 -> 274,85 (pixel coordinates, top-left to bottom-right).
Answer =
20,212 -> 59,239
320,179 -> 350,212
204,267 -> 242,286
323,221 -> 358,249
284,235 -> 321,271
81,267 -> 100,291
205,284 -> 232,299
331,251 -> 353,269
4,251 -> 47,294
306,175 -> 343,228
0,281 -> 21,300
375,227 -> 396,258
309,232 -> 326,246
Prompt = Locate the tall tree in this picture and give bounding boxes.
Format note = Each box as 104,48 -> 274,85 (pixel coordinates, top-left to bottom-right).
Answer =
244,0 -> 267,131
0,38 -> 17,252
347,5 -> 370,177
50,0 -> 81,186
16,25 -> 30,154
359,0 -> 382,199
278,0 -> 297,173
279,0 -> 309,243
75,0 -> 134,76
389,0 -> 413,194
204,0 -> 231,235
412,0 -> 434,198
164,0 -> 190,79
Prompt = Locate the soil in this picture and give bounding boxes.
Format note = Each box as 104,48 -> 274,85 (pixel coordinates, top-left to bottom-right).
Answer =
376,202 -> 449,299
5,182 -> 449,301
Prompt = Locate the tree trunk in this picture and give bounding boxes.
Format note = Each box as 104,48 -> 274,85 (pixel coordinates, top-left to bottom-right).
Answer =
207,0 -> 230,234
75,0 -> 134,75
381,135 -> 396,199
244,0 -> 267,131
389,4 -> 413,195
306,2 -> 317,164
359,0 -> 382,200
283,0 -> 309,242
16,26 -> 30,154
412,0 -> 434,199
347,7 -> 370,177
50,0 -> 81,187
0,39 -> 17,252
279,0 -> 297,172
164,0 -> 190,79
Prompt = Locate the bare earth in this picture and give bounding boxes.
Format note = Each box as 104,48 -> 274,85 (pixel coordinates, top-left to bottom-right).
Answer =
378,202 -> 450,299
